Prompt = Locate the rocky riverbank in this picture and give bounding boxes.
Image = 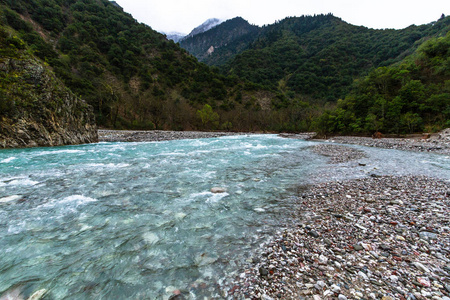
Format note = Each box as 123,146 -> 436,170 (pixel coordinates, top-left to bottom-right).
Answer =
98,129 -> 244,142
223,175 -> 450,299
317,130 -> 450,155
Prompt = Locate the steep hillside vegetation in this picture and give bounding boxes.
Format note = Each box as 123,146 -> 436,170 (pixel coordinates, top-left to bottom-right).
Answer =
223,14 -> 450,102
0,0 -> 276,132
180,17 -> 260,65
0,21 -> 97,148
317,31 -> 450,134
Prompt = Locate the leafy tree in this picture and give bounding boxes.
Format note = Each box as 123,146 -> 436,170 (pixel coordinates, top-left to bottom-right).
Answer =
196,104 -> 219,129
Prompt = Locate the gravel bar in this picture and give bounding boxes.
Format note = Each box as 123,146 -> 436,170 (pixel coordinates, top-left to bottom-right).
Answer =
223,175 -> 450,300
318,134 -> 450,155
312,144 -> 367,164
98,129 -> 245,142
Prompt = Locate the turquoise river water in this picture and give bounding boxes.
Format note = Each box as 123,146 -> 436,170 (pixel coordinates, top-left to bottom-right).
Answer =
0,135 -> 449,299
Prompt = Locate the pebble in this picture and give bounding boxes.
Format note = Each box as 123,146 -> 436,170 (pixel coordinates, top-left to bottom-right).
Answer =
210,187 -> 227,193
354,244 -> 363,251
413,262 -> 431,273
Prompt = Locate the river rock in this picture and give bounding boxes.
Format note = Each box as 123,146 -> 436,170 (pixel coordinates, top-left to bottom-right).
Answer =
259,267 -> 269,277
211,187 -> 227,193
0,286 -> 24,300
419,231 -> 438,240
0,195 -> 23,204
353,244 -> 363,251
27,289 -> 47,300
413,262 -> 430,273
222,175 -> 450,299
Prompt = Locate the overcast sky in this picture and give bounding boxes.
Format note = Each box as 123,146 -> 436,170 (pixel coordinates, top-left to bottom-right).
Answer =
113,0 -> 450,34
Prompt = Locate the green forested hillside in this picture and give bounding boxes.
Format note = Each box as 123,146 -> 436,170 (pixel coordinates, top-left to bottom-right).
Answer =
316,31 -> 450,134
0,0 -> 277,131
223,14 -> 450,102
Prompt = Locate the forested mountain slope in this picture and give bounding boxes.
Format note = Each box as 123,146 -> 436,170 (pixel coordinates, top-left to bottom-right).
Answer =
1,1 -> 448,136
317,31 -> 450,134
0,0 -> 276,132
223,14 -> 450,102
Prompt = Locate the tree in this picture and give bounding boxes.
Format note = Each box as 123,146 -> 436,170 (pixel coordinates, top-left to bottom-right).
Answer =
196,104 -> 219,130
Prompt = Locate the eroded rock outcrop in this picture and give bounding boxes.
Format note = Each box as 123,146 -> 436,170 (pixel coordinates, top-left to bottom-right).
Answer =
0,58 -> 97,148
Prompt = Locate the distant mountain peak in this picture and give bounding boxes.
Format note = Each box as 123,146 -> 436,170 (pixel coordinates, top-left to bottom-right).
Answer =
186,18 -> 223,38
164,31 -> 187,43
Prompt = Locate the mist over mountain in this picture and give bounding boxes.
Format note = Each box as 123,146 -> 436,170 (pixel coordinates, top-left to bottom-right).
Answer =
163,18 -> 223,44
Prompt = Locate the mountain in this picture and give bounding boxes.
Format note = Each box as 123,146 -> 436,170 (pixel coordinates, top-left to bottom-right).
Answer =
221,14 -> 450,101
165,31 -> 186,43
185,18 -> 223,39
0,21 -> 97,148
181,14 -> 449,103
317,30 -> 450,134
180,17 -> 260,65
0,0 -> 279,136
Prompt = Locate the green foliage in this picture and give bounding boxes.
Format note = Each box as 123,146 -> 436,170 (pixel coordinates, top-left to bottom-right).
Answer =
2,7 -> 32,32
1,0 -> 275,131
0,89 -> 16,116
320,32 -> 450,134
187,14 -> 450,103
196,104 -> 219,129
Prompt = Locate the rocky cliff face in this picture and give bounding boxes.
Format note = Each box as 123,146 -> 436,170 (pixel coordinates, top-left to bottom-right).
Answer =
0,58 -> 98,148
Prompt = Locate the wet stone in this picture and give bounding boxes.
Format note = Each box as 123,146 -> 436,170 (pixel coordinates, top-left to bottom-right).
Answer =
308,230 -> 320,238
354,244 -> 364,251
259,267 -> 269,277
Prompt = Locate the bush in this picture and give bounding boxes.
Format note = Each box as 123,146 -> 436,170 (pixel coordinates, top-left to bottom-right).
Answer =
0,90 -> 16,116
